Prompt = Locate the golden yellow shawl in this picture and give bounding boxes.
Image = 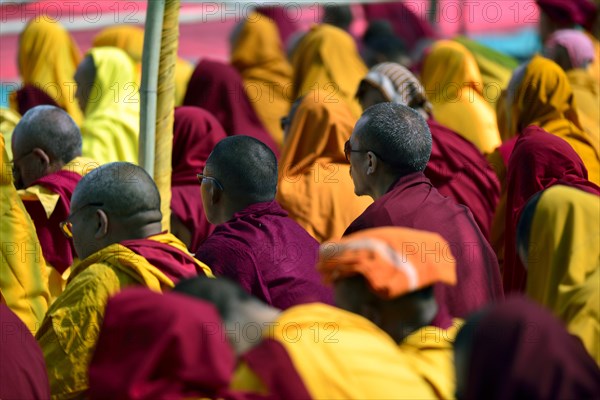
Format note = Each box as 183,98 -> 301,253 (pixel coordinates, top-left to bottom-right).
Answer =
36,233 -> 210,399
292,24 -> 367,118
12,18 -> 83,124
0,136 -> 49,333
526,185 -> 599,365
92,25 -> 193,107
277,90 -> 371,242
421,40 -> 501,154
567,68 -> 600,154
401,320 -> 464,399
511,56 -> 599,185
231,12 -> 293,148
81,47 -> 140,165
266,303 -> 438,399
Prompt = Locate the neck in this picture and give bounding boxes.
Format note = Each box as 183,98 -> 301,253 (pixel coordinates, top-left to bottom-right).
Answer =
370,173 -> 401,200
222,198 -> 271,222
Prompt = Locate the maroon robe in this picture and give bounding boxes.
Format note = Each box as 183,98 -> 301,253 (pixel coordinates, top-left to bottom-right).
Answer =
344,172 -> 503,318
182,59 -> 280,158
23,170 -> 81,273
171,107 -> 227,251
0,305 -> 51,400
13,84 -> 60,116
120,235 -> 208,282
503,126 -> 600,294
196,201 -> 333,309
426,119 -> 500,239
89,288 -> 238,400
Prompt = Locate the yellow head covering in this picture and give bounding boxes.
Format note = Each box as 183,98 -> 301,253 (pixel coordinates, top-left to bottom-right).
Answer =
81,47 -> 139,165
16,17 -> 83,124
231,12 -> 293,147
526,185 -> 599,364
0,108 -> 21,160
292,24 -> 367,118
92,25 -> 193,107
421,40 -> 501,153
276,90 -> 371,242
511,55 -> 599,184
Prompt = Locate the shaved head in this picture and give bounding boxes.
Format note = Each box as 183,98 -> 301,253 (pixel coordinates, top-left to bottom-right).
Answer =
207,136 -> 277,203
13,105 -> 81,163
72,162 -> 161,218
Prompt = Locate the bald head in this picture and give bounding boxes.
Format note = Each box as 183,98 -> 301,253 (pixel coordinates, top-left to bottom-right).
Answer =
356,103 -> 432,176
72,162 -> 161,217
207,136 -> 277,203
70,162 -> 162,259
13,105 -> 81,163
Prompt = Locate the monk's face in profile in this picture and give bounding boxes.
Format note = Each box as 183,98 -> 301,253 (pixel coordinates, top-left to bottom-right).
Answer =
74,55 -> 96,114
348,118 -> 371,197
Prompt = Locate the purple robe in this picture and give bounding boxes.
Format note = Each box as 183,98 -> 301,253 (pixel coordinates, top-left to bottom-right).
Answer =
196,201 -> 333,309
344,172 -> 503,318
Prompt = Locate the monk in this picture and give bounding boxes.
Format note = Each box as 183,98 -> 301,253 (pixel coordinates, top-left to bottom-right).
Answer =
454,297 -> 600,400
11,18 -> 83,125
536,0 -> 599,81
345,103 -> 503,318
544,29 -> 600,149
12,106 -> 98,299
195,136 -> 332,309
420,40 -> 501,154
502,126 -> 600,295
518,185 -> 599,364
183,59 -> 279,157
0,305 -> 50,400
276,90 -> 372,242
291,24 -> 367,118
356,62 -> 500,238
36,162 -> 212,398
318,227 -> 463,399
174,276 -> 439,399
230,11 -> 293,147
75,47 -> 140,165
88,288 -> 237,400
92,25 -> 193,107
1,135 -> 49,334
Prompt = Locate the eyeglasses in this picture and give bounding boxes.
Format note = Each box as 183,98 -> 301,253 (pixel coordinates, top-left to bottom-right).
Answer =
344,140 -> 369,162
197,173 -> 224,190
60,202 -> 104,239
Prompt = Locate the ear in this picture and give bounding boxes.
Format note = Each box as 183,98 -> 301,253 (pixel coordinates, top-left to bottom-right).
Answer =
209,182 -> 222,205
94,209 -> 109,239
366,151 -> 378,175
31,148 -> 50,169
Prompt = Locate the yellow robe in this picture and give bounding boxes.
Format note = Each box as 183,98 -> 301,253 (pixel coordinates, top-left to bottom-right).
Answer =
567,69 -> 600,154
236,303 -> 438,399
81,47 -> 140,165
526,185 -> 599,365
0,136 -> 50,334
509,55 -> 600,185
421,40 -> 501,154
18,157 -> 99,301
277,90 -> 372,242
36,233 -> 211,399
401,319 -> 464,399
10,18 -> 83,125
0,107 -> 21,160
292,24 -> 367,118
92,25 -> 193,107
231,12 -> 293,148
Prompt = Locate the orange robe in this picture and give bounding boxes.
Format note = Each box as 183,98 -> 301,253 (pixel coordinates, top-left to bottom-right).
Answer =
291,24 -> 367,118
277,90 -> 372,242
231,12 -> 293,147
